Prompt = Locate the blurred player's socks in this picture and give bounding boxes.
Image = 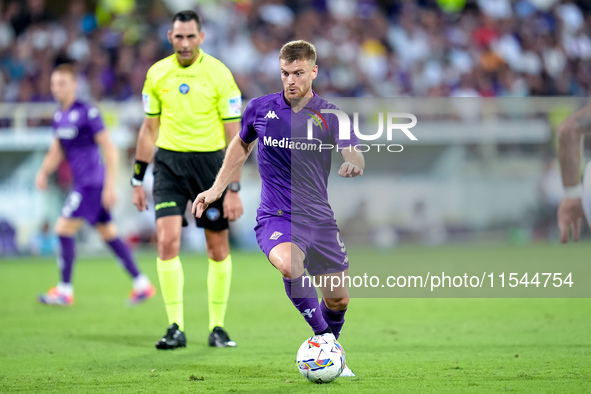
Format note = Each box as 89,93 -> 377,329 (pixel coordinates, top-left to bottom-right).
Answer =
132,274 -> 151,291
207,255 -> 232,331
57,282 -> 73,297
283,275 -> 329,334
157,256 -> 184,330
58,236 -> 75,284
107,238 -> 141,278
320,299 -> 346,340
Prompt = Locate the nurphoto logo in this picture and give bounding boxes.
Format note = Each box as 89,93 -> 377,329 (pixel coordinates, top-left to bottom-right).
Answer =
307,110 -> 418,152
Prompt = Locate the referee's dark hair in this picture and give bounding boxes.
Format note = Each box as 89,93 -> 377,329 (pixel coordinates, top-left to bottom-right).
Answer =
172,10 -> 202,31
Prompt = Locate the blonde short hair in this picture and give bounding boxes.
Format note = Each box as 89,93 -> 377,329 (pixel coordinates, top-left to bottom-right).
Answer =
53,63 -> 76,78
279,40 -> 317,65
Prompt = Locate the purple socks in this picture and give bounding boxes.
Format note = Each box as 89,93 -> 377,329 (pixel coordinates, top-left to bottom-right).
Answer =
107,238 -> 140,278
58,236 -> 75,283
283,275 -> 328,335
320,299 -> 346,339
57,236 -> 140,285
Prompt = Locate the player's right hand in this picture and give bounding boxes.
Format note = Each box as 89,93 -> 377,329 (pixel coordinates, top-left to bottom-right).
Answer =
132,186 -> 147,211
35,172 -> 48,191
192,188 -> 223,218
557,198 -> 584,243
338,161 -> 363,178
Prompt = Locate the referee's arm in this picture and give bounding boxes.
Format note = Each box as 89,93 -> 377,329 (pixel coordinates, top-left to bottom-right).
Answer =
132,116 -> 160,211
136,117 -> 160,163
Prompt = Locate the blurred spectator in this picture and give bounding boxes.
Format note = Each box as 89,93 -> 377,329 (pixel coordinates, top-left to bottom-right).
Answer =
29,220 -> 58,256
0,1 -> 17,51
10,0 -> 50,37
407,200 -> 446,246
1,0 -> 591,101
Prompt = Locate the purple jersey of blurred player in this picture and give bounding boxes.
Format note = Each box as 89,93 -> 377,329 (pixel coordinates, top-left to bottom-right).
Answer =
239,92 -> 358,225
52,100 -> 105,187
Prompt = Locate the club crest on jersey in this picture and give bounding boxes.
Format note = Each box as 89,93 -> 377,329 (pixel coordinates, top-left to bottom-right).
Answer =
68,110 -> 79,123
303,107 -> 328,131
179,83 -> 190,94
206,207 -> 220,221
269,231 -> 283,240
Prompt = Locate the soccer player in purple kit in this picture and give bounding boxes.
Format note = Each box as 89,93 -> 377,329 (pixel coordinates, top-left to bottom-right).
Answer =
192,40 -> 363,377
36,64 -> 155,306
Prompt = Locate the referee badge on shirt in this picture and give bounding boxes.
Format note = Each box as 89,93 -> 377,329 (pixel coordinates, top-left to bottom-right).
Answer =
179,83 -> 190,94
206,207 -> 220,221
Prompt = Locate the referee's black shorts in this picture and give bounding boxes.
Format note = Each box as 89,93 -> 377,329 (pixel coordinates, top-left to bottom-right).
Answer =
152,147 -> 228,231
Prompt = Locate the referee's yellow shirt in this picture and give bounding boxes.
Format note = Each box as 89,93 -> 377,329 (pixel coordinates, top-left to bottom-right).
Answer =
142,50 -> 242,152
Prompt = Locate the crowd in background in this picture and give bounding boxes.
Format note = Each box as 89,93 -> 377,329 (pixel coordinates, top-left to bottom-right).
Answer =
1,0 -> 590,102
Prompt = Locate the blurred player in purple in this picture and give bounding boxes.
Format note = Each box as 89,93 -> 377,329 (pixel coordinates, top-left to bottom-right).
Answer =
192,41 -> 364,376
35,64 -> 155,306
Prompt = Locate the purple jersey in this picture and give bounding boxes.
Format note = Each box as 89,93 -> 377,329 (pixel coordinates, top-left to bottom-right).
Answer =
239,92 -> 358,225
52,100 -> 105,187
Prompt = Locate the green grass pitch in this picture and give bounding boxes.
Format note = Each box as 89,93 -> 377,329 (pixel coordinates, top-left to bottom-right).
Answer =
1,243 -> 590,392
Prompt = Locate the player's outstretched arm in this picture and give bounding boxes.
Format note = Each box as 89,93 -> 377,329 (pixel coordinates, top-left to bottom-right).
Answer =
557,101 -> 591,243
95,130 -> 118,211
192,135 -> 256,218
223,121 -> 244,221
132,117 -> 160,211
338,147 -> 365,178
35,138 -> 64,191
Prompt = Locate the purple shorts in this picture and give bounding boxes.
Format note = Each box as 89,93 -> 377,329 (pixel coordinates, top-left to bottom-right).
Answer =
61,186 -> 111,225
255,214 -> 349,276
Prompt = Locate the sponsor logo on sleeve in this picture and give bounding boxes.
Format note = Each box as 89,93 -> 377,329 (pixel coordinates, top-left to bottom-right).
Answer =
229,97 -> 241,117
142,93 -> 150,112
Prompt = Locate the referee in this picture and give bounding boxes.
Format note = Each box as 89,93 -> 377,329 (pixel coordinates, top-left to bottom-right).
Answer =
131,10 -> 243,349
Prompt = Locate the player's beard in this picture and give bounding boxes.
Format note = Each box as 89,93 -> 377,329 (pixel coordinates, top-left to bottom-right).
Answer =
287,82 -> 312,98
286,88 -> 298,98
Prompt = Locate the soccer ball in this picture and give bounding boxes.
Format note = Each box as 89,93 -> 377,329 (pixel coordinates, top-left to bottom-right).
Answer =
296,334 -> 345,383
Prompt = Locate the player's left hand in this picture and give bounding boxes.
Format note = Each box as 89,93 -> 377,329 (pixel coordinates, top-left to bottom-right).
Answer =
338,161 -> 363,178
557,198 -> 585,243
223,191 -> 244,221
102,185 -> 117,211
